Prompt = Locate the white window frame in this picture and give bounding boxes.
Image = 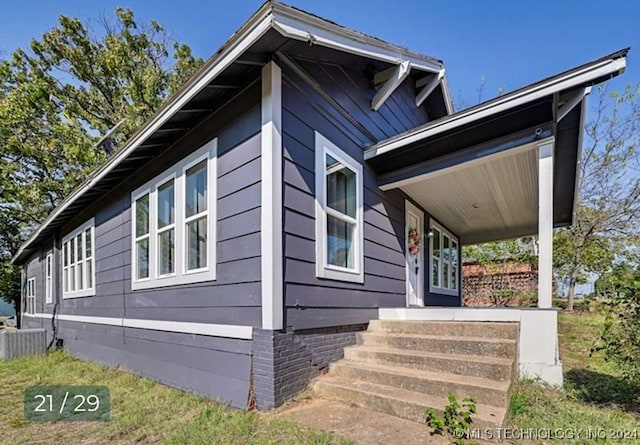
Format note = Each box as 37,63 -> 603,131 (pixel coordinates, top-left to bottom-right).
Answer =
26,277 -> 36,314
429,219 -> 459,296
131,138 -> 217,290
45,252 -> 53,304
62,219 -> 95,299
315,132 -> 364,283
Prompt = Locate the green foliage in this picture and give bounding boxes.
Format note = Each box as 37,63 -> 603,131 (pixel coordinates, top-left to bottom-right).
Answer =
0,8 -> 203,310
554,84 -> 640,310
592,260 -> 640,383
425,393 -> 477,445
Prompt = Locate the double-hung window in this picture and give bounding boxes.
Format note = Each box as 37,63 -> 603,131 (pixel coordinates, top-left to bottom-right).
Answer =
26,277 -> 36,314
62,219 -> 95,298
429,220 -> 459,295
45,252 -> 53,304
315,132 -> 364,283
131,138 -> 216,289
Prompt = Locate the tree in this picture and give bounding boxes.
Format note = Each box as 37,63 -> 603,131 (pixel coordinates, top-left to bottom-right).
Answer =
554,84 -> 640,310
0,8 -> 203,312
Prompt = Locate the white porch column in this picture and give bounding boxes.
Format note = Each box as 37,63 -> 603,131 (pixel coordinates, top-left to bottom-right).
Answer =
537,138 -> 555,309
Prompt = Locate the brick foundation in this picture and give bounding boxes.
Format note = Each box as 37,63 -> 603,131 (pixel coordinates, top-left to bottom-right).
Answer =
252,324 -> 367,409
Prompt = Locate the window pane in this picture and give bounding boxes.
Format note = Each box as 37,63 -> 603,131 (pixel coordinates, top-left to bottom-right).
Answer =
63,242 -> 68,266
451,241 -> 458,290
451,264 -> 457,290
186,161 -> 207,217
77,262 -> 83,290
158,180 -> 175,228
76,234 -> 83,262
432,259 -> 439,287
86,260 -> 93,288
326,154 -> 356,218
46,256 -> 51,276
327,215 -> 355,269
443,262 -> 449,289
443,236 -> 450,263
63,269 -> 68,293
159,229 -> 175,275
70,265 -> 75,291
187,217 -> 207,270
136,195 -> 150,237
85,228 -> 92,258
432,229 -> 441,258
137,239 -> 149,279
70,238 -> 75,263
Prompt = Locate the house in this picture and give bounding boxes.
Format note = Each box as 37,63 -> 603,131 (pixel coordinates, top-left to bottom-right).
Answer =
13,1 -> 627,414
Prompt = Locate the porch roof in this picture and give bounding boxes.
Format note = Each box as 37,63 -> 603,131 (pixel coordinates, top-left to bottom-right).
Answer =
366,49 -> 629,245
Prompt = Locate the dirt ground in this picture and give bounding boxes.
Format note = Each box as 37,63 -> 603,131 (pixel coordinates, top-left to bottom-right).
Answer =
278,398 -> 459,445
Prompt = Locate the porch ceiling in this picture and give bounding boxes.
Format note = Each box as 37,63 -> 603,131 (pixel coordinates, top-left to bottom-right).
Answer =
401,143 -> 539,244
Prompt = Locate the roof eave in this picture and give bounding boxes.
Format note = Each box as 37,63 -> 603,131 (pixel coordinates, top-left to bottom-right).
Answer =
365,49 -> 629,160
12,0 -> 451,265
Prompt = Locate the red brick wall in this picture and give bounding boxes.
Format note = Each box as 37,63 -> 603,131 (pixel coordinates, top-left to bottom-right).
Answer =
462,262 -> 538,307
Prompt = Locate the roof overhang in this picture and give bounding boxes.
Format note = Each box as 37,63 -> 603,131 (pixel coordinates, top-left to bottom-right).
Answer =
366,49 -> 629,244
12,1 -> 452,264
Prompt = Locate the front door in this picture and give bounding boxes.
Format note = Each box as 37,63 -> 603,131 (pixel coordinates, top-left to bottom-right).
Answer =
405,201 -> 424,306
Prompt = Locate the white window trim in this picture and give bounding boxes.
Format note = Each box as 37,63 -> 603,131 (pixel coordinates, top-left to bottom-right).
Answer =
429,219 -> 459,296
131,138 -> 217,290
26,277 -> 36,314
315,132 -> 364,283
62,219 -> 95,299
45,252 -> 53,304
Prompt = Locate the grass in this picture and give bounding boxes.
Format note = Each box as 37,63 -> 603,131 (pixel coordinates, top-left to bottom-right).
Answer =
0,351 -> 352,445
508,312 -> 640,444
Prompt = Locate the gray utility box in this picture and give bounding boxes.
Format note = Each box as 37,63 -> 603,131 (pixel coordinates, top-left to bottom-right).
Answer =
0,329 -> 46,359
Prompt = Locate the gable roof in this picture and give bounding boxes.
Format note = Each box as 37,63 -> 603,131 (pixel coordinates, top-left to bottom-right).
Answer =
12,1 -> 452,264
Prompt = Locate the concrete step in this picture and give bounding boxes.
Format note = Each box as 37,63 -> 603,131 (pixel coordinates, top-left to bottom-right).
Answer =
358,332 -> 517,359
330,360 -> 510,407
313,376 -> 506,429
344,345 -> 514,381
369,320 -> 518,339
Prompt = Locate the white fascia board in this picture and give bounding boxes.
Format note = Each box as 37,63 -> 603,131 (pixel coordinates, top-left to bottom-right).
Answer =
372,60 -> 411,111
365,56 -> 626,160
271,10 -> 442,74
12,8 -> 274,264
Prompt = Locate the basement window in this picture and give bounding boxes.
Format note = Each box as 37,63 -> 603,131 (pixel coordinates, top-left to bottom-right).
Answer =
429,220 -> 459,296
315,132 -> 364,283
131,138 -> 217,290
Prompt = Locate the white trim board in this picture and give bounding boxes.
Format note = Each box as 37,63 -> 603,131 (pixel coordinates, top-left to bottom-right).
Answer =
22,313 -> 253,340
261,61 -> 284,331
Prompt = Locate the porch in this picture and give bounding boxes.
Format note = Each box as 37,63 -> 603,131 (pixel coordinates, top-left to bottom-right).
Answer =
362,50 -> 628,386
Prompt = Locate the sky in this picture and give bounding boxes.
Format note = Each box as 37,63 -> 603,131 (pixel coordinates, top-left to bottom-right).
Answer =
0,0 -> 638,109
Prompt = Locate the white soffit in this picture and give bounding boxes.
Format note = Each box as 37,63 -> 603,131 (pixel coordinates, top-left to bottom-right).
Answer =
401,143 -> 539,244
